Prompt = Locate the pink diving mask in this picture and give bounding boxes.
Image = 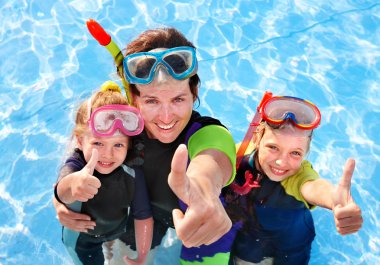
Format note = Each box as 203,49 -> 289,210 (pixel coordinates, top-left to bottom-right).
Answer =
89,104 -> 144,137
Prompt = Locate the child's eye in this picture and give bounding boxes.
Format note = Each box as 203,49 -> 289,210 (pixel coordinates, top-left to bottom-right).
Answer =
268,145 -> 278,151
291,151 -> 302,157
93,142 -> 103,146
114,143 -> 125,148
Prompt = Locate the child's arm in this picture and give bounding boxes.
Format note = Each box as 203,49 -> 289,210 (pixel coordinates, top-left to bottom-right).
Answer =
301,158 -> 363,235
123,217 -> 153,265
301,178 -> 334,209
56,149 -> 101,204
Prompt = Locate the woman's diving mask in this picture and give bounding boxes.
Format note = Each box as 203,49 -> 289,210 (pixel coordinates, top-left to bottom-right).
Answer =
123,46 -> 198,84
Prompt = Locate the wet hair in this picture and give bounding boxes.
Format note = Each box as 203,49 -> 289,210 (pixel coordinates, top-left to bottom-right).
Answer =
122,27 -> 200,103
73,86 -> 129,138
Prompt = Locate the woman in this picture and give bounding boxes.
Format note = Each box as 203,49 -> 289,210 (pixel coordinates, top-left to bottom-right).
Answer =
54,27 -> 237,263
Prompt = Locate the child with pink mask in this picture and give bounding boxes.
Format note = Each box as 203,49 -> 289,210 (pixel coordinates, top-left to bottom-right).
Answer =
54,82 -> 152,265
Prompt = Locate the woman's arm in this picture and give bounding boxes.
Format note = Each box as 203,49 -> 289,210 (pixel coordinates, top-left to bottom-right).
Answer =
123,217 -> 153,265
53,197 -> 96,232
168,144 -> 233,248
168,124 -> 236,247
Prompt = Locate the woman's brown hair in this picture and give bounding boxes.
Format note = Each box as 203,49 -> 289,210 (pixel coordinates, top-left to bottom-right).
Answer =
122,28 -> 200,103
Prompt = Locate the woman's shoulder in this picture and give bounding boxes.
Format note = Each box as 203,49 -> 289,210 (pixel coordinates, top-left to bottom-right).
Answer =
191,110 -> 224,127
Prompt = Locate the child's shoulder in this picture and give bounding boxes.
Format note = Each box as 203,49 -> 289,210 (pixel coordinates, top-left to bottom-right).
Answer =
299,160 -> 317,176
282,160 -> 319,186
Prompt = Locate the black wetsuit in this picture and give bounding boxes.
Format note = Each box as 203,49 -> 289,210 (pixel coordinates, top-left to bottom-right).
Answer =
59,149 -> 151,265
124,111 -> 226,248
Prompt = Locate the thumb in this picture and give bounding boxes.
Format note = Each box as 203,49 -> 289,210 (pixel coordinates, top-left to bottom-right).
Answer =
333,158 -> 355,207
168,144 -> 190,204
84,148 -> 99,175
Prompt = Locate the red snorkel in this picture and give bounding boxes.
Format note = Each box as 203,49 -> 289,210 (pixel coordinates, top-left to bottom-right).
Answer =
86,19 -> 111,46
231,91 -> 272,195
235,91 -> 273,170
86,19 -> 132,104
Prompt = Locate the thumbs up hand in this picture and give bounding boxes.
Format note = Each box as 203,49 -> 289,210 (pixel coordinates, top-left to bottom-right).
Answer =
70,148 -> 102,202
168,144 -> 231,248
332,158 -> 363,235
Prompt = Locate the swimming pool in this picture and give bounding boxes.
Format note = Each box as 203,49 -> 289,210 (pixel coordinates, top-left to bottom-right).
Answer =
0,0 -> 379,264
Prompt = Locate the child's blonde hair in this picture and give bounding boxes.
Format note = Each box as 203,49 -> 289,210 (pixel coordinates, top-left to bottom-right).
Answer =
73,81 -> 129,138
253,121 -> 313,154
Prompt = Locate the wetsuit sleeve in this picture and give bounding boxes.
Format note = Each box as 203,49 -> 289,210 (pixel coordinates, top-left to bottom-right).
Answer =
281,160 -> 319,209
57,149 -> 86,181
187,125 -> 236,185
131,168 -> 152,220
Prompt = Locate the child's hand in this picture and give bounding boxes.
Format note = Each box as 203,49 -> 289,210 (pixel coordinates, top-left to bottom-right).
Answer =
332,158 -> 363,235
70,149 -> 101,202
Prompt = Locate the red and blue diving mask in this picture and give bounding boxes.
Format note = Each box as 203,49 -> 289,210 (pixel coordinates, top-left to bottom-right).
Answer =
88,104 -> 144,137
262,96 -> 321,130
123,46 -> 198,84
236,92 -> 321,173
233,94 -> 321,195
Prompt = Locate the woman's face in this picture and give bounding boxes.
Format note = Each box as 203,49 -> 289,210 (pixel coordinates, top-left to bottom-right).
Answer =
257,128 -> 309,182
133,78 -> 194,143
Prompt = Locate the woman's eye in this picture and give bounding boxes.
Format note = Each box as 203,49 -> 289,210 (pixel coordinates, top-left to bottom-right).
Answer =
93,142 -> 103,146
145,99 -> 158,104
114,143 -> 124,148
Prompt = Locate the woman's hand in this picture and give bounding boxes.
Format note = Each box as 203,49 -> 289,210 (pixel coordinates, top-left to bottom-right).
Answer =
168,144 -> 232,248
53,197 -> 95,232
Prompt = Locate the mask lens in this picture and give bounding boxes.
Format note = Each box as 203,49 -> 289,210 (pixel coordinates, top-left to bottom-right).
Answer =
127,55 -> 157,79
163,50 -> 193,74
93,110 -> 117,133
123,47 -> 197,84
119,111 -> 139,131
263,97 -> 320,128
90,105 -> 144,136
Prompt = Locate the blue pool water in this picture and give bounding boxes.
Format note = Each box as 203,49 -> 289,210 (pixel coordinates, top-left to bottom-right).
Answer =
1,0 -> 379,264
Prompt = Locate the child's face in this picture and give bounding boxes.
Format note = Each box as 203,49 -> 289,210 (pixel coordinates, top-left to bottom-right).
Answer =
78,131 -> 129,175
257,128 -> 309,182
